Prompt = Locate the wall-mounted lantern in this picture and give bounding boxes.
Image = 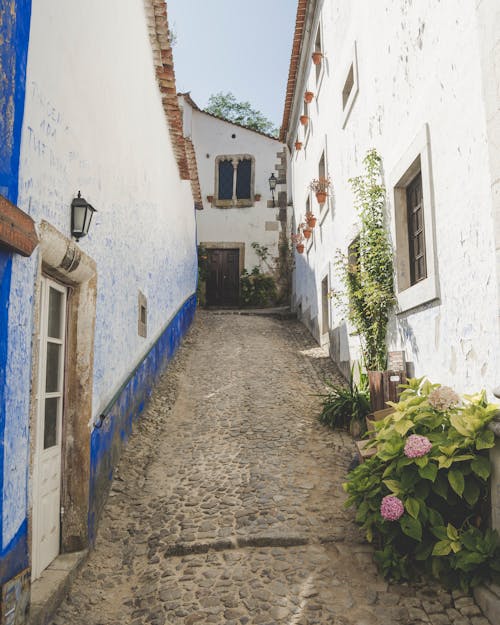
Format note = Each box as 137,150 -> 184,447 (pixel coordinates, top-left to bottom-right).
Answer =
268,173 -> 277,208
71,191 -> 97,241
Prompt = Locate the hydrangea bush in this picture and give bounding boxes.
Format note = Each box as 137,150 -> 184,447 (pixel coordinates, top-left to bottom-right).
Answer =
343,377 -> 500,590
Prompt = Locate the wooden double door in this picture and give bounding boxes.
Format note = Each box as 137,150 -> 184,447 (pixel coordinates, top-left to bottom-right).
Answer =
207,248 -> 240,307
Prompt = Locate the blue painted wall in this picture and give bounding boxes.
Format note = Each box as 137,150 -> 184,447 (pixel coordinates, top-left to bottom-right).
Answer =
0,0 -> 32,586
88,294 -> 196,541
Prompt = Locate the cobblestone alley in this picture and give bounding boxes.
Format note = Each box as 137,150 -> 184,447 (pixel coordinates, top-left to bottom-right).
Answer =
50,313 -> 489,625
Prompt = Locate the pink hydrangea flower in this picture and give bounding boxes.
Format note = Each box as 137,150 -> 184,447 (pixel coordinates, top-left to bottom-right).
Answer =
404,434 -> 432,458
380,495 -> 405,521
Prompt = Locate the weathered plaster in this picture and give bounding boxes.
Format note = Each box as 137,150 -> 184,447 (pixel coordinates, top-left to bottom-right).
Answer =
287,0 -> 500,394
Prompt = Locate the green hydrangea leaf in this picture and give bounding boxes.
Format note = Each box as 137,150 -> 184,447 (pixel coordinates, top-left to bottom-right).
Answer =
419,462 -> 438,482
405,497 -> 420,519
448,469 -> 465,496
471,455 -> 491,480
432,540 -> 452,556
400,515 -> 422,541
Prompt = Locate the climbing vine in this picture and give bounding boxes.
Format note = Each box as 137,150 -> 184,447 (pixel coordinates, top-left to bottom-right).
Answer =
335,149 -> 395,370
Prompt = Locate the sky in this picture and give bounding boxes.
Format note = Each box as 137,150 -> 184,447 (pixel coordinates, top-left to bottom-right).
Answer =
167,0 -> 298,130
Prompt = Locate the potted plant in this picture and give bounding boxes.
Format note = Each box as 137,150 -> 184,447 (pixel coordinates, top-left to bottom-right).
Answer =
309,176 -> 331,206
295,141 -> 303,151
303,227 -> 312,239
312,51 -> 323,65
254,193 -> 261,201
304,91 -> 314,104
299,114 -> 309,126
291,232 -> 305,254
305,211 -> 317,228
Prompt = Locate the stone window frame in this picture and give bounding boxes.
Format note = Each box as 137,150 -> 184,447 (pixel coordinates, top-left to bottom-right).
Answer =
389,124 -> 440,313
214,154 -> 255,208
341,42 -> 359,129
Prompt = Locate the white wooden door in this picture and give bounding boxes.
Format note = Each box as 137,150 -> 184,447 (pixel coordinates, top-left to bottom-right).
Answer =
32,277 -> 67,579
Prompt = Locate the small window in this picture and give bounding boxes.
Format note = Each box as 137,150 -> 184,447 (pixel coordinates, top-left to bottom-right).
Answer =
342,64 -> 354,110
314,27 -> 322,83
214,155 -> 255,207
319,152 -> 326,179
406,172 -> 426,285
341,43 -> 359,128
138,291 -> 147,338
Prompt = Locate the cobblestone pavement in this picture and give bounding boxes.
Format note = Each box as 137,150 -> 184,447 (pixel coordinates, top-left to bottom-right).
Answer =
51,312 -> 490,625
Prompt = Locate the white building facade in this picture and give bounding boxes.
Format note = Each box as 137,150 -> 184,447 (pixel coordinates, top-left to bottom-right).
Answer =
282,0 -> 500,394
0,0 -> 199,617
180,94 -> 288,306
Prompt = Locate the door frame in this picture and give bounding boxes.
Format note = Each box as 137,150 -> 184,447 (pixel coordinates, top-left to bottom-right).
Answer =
206,248 -> 241,307
31,276 -> 68,579
29,221 -> 97,576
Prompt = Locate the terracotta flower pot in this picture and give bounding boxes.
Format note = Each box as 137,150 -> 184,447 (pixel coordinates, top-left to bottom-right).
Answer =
299,115 -> 309,126
295,141 -> 303,151
207,195 -> 214,203
304,91 -> 314,104
303,228 -> 312,239
315,191 -> 327,206
254,194 -> 261,201
296,243 -> 305,254
306,215 -> 317,228
312,51 -> 323,65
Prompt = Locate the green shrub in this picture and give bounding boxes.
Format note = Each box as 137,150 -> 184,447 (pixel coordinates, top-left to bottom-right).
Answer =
240,267 -> 277,307
343,377 -> 500,590
318,366 -> 371,436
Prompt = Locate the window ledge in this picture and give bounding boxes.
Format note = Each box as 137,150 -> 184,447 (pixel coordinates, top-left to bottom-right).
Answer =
396,274 -> 439,314
214,199 -> 253,208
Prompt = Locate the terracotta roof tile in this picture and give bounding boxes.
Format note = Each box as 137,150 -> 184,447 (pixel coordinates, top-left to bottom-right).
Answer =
144,0 -> 191,181
280,0 -> 309,143
184,139 -> 203,210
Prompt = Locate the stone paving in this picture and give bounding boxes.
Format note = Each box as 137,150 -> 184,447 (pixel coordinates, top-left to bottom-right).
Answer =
50,312 -> 490,625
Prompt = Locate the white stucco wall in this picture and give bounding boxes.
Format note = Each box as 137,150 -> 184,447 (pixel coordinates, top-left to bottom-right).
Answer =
184,103 -> 285,271
3,0 -> 197,547
289,0 -> 500,393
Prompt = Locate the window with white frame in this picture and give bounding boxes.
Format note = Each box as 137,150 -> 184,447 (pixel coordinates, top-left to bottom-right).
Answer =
341,42 -> 359,128
391,124 -> 439,313
214,155 -> 255,207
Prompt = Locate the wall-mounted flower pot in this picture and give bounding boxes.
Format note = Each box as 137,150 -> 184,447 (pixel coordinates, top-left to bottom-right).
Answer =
303,228 -> 312,239
306,215 -> 317,228
312,51 -> 323,65
315,191 -> 327,206
207,195 -> 214,203
299,115 -> 309,126
304,91 -> 314,104
296,243 -> 305,254
295,141 -> 303,151
254,194 -> 261,201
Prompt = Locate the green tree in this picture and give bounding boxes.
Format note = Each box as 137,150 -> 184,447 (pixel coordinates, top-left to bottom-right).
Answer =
204,92 -> 277,136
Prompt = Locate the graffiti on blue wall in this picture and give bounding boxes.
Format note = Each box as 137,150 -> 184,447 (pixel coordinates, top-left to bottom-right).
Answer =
88,293 -> 197,541
0,0 -> 32,586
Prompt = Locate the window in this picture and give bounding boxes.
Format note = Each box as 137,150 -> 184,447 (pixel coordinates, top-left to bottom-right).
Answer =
314,27 -> 322,84
341,43 -> 359,128
342,64 -> 354,109
214,155 -> 255,207
391,124 -> 439,312
138,291 -> 147,337
406,172 -> 426,284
